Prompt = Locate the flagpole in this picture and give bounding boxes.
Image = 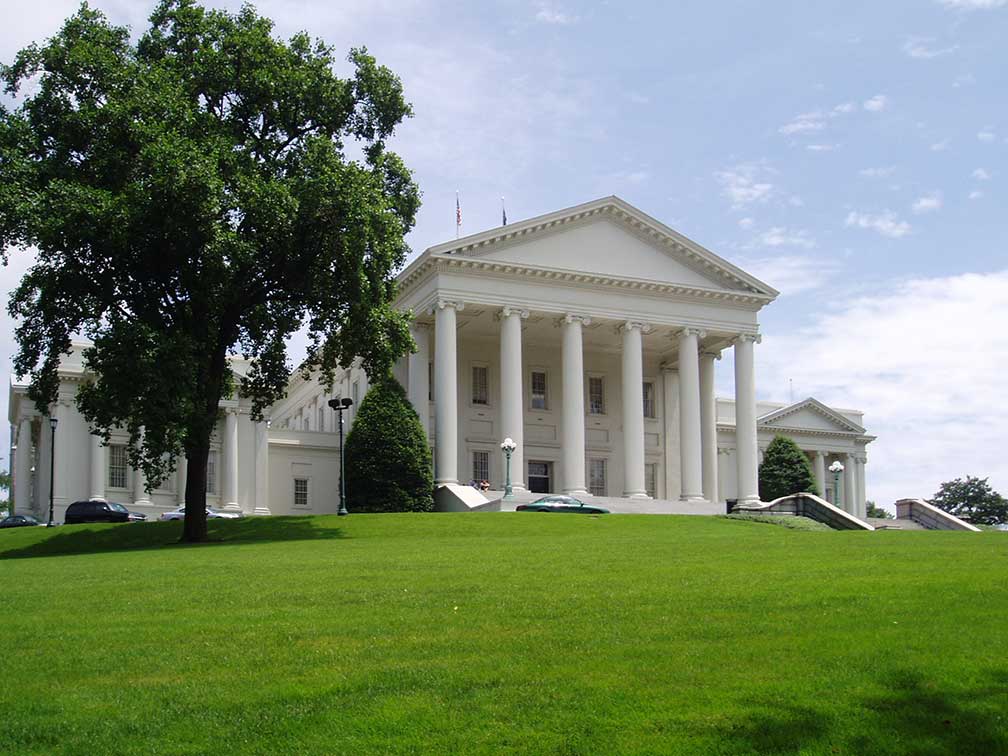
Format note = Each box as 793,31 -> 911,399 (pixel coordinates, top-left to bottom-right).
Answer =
501,196 -> 507,226
456,190 -> 460,239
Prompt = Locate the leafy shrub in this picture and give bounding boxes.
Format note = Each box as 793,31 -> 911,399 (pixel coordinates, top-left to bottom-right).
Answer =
758,435 -> 819,502
344,374 -> 433,513
723,513 -> 831,531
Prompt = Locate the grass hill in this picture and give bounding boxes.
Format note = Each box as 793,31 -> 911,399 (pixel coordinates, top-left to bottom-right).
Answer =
1,514 -> 1005,755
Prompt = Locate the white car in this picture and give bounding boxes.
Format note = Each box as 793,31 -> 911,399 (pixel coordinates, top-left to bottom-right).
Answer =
159,506 -> 243,521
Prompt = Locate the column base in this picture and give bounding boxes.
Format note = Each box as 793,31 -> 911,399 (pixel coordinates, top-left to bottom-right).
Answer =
735,495 -> 762,508
680,494 -> 707,504
134,499 -> 151,507
89,496 -> 107,502
252,506 -> 272,516
564,488 -> 589,497
435,478 -> 459,486
624,491 -> 651,500
222,502 -> 241,512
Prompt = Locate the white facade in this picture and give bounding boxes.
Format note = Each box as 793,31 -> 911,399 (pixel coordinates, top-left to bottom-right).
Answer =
8,197 -> 874,521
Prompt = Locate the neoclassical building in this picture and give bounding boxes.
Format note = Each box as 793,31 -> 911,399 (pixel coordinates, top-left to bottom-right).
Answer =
8,197 -> 873,521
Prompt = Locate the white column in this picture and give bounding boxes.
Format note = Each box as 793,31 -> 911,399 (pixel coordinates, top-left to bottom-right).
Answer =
176,455 -> 187,506
254,419 -> 271,515
223,408 -> 239,510
133,427 -> 150,506
434,300 -> 463,485
734,333 -> 760,506
844,453 -> 856,514
561,313 -> 589,495
699,349 -> 719,504
812,451 -> 826,498
14,417 -> 33,514
661,365 -> 679,500
857,454 -> 867,519
621,321 -> 648,499
678,328 -> 705,502
499,307 -> 528,493
90,433 -> 106,501
407,322 -> 431,439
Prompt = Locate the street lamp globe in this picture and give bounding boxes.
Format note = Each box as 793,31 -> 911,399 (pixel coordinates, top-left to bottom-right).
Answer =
829,461 -> 844,474
501,437 -> 516,453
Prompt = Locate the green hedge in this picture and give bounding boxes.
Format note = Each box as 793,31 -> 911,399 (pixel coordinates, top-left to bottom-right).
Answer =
758,434 -> 819,502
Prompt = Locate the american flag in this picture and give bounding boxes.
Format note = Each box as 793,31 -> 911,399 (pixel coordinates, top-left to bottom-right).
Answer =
456,192 -> 461,232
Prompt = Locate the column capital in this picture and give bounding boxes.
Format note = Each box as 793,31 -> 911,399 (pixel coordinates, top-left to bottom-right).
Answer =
813,450 -> 826,459
618,320 -> 652,335
558,312 -> 591,327
410,320 -> 432,332
700,348 -> 722,360
734,332 -> 762,345
496,306 -> 529,321
678,327 -> 707,340
845,452 -> 856,461
659,362 -> 677,374
432,298 -> 464,314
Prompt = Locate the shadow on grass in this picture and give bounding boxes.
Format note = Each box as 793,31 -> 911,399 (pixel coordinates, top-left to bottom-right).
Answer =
0,516 -> 346,560
714,670 -> 1008,755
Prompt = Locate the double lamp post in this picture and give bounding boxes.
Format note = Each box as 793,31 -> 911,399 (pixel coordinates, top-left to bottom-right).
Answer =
327,396 -> 353,516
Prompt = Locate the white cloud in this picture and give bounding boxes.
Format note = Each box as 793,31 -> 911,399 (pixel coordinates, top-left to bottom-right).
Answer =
972,167 -> 991,180
863,94 -> 889,112
845,210 -> 912,238
977,130 -> 996,142
736,255 -> 838,296
969,190 -> 985,199
937,0 -> 1008,8
788,196 -> 805,207
779,111 -> 826,135
912,191 -> 943,214
806,143 -> 840,151
831,102 -> 856,115
859,166 -> 896,178
758,270 -> 1008,505
902,37 -> 959,58
756,227 -> 816,249
535,5 -> 577,24
930,139 -> 950,151
715,163 -> 775,209
738,217 -> 755,229
953,73 -> 976,88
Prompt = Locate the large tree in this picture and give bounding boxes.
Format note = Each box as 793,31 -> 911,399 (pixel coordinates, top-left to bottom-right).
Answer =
929,476 -> 1007,526
0,1 -> 419,541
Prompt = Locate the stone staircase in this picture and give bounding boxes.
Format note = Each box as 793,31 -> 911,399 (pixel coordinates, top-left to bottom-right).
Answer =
868,517 -> 926,530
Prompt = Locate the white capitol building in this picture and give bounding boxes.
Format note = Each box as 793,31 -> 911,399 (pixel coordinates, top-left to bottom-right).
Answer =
8,197 -> 873,521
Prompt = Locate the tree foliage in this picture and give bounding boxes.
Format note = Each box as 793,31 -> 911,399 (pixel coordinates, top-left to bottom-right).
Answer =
344,375 -> 433,513
0,1 -> 419,540
758,435 -> 819,502
929,476 -> 1007,526
865,500 -> 893,519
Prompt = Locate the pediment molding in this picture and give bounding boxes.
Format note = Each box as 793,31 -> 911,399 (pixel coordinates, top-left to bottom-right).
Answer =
757,398 -> 866,434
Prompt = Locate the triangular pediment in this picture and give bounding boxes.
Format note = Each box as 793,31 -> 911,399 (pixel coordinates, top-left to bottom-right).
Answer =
424,196 -> 778,297
759,398 -> 865,434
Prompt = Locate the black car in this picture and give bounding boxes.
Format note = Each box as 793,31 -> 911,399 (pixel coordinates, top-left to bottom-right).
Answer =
64,500 -> 147,525
0,514 -> 42,528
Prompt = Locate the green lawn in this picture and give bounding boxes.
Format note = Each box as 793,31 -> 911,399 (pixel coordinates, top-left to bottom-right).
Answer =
1,514 -> 1005,755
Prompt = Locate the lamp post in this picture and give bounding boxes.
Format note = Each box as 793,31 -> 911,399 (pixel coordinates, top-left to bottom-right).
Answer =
829,460 -> 844,507
47,416 -> 58,527
500,437 -> 517,499
328,397 -> 354,516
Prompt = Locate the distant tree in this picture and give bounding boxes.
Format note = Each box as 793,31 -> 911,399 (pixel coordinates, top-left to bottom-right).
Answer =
0,465 -> 9,515
0,1 -> 419,541
758,435 -> 819,502
929,476 -> 1007,526
865,500 -> 893,519
344,375 -> 433,513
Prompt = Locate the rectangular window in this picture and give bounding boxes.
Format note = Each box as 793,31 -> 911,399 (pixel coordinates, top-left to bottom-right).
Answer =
207,450 -> 218,495
472,365 -> 489,405
589,376 -> 605,415
318,407 -> 325,433
472,450 -> 489,484
294,478 -> 309,508
531,370 -> 548,410
352,380 -> 360,408
589,458 -> 607,497
643,381 -> 656,419
645,463 -> 657,499
108,445 -> 128,489
428,361 -> 434,401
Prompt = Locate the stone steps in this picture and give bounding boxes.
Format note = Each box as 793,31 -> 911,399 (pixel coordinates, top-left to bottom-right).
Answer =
868,517 -> 927,530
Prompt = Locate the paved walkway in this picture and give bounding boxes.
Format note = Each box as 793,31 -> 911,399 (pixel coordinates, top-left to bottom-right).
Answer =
483,490 -> 724,516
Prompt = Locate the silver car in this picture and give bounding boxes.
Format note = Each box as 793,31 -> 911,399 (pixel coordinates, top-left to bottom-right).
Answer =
159,506 -> 243,521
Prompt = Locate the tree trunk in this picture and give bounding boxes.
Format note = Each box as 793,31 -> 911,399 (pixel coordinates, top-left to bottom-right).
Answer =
182,445 -> 209,542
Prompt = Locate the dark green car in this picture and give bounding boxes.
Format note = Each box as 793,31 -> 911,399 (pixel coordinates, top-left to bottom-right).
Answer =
516,495 -> 609,514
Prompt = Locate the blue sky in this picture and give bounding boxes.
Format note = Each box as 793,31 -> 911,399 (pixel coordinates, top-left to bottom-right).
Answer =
2,0 -> 1006,508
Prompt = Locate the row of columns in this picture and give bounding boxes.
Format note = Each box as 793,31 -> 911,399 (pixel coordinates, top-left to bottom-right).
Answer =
810,450 -> 868,518
411,299 -> 761,504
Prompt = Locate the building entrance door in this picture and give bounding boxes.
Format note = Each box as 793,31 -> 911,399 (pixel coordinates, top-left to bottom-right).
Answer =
527,461 -> 551,494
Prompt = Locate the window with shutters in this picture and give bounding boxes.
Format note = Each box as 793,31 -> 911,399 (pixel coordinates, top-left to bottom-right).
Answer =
588,375 -> 605,415
108,445 -> 128,489
589,458 -> 607,496
294,478 -> 309,508
645,463 -> 657,498
643,381 -> 656,418
530,370 -> 548,410
206,450 -> 218,495
472,450 -> 489,483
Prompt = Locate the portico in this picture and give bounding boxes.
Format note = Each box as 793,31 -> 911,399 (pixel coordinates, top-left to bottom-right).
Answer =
394,196 -> 777,507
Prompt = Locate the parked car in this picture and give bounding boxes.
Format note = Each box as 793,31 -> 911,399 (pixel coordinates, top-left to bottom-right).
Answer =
516,495 -> 609,514
159,506 -> 243,521
0,514 -> 43,528
64,500 -> 147,525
